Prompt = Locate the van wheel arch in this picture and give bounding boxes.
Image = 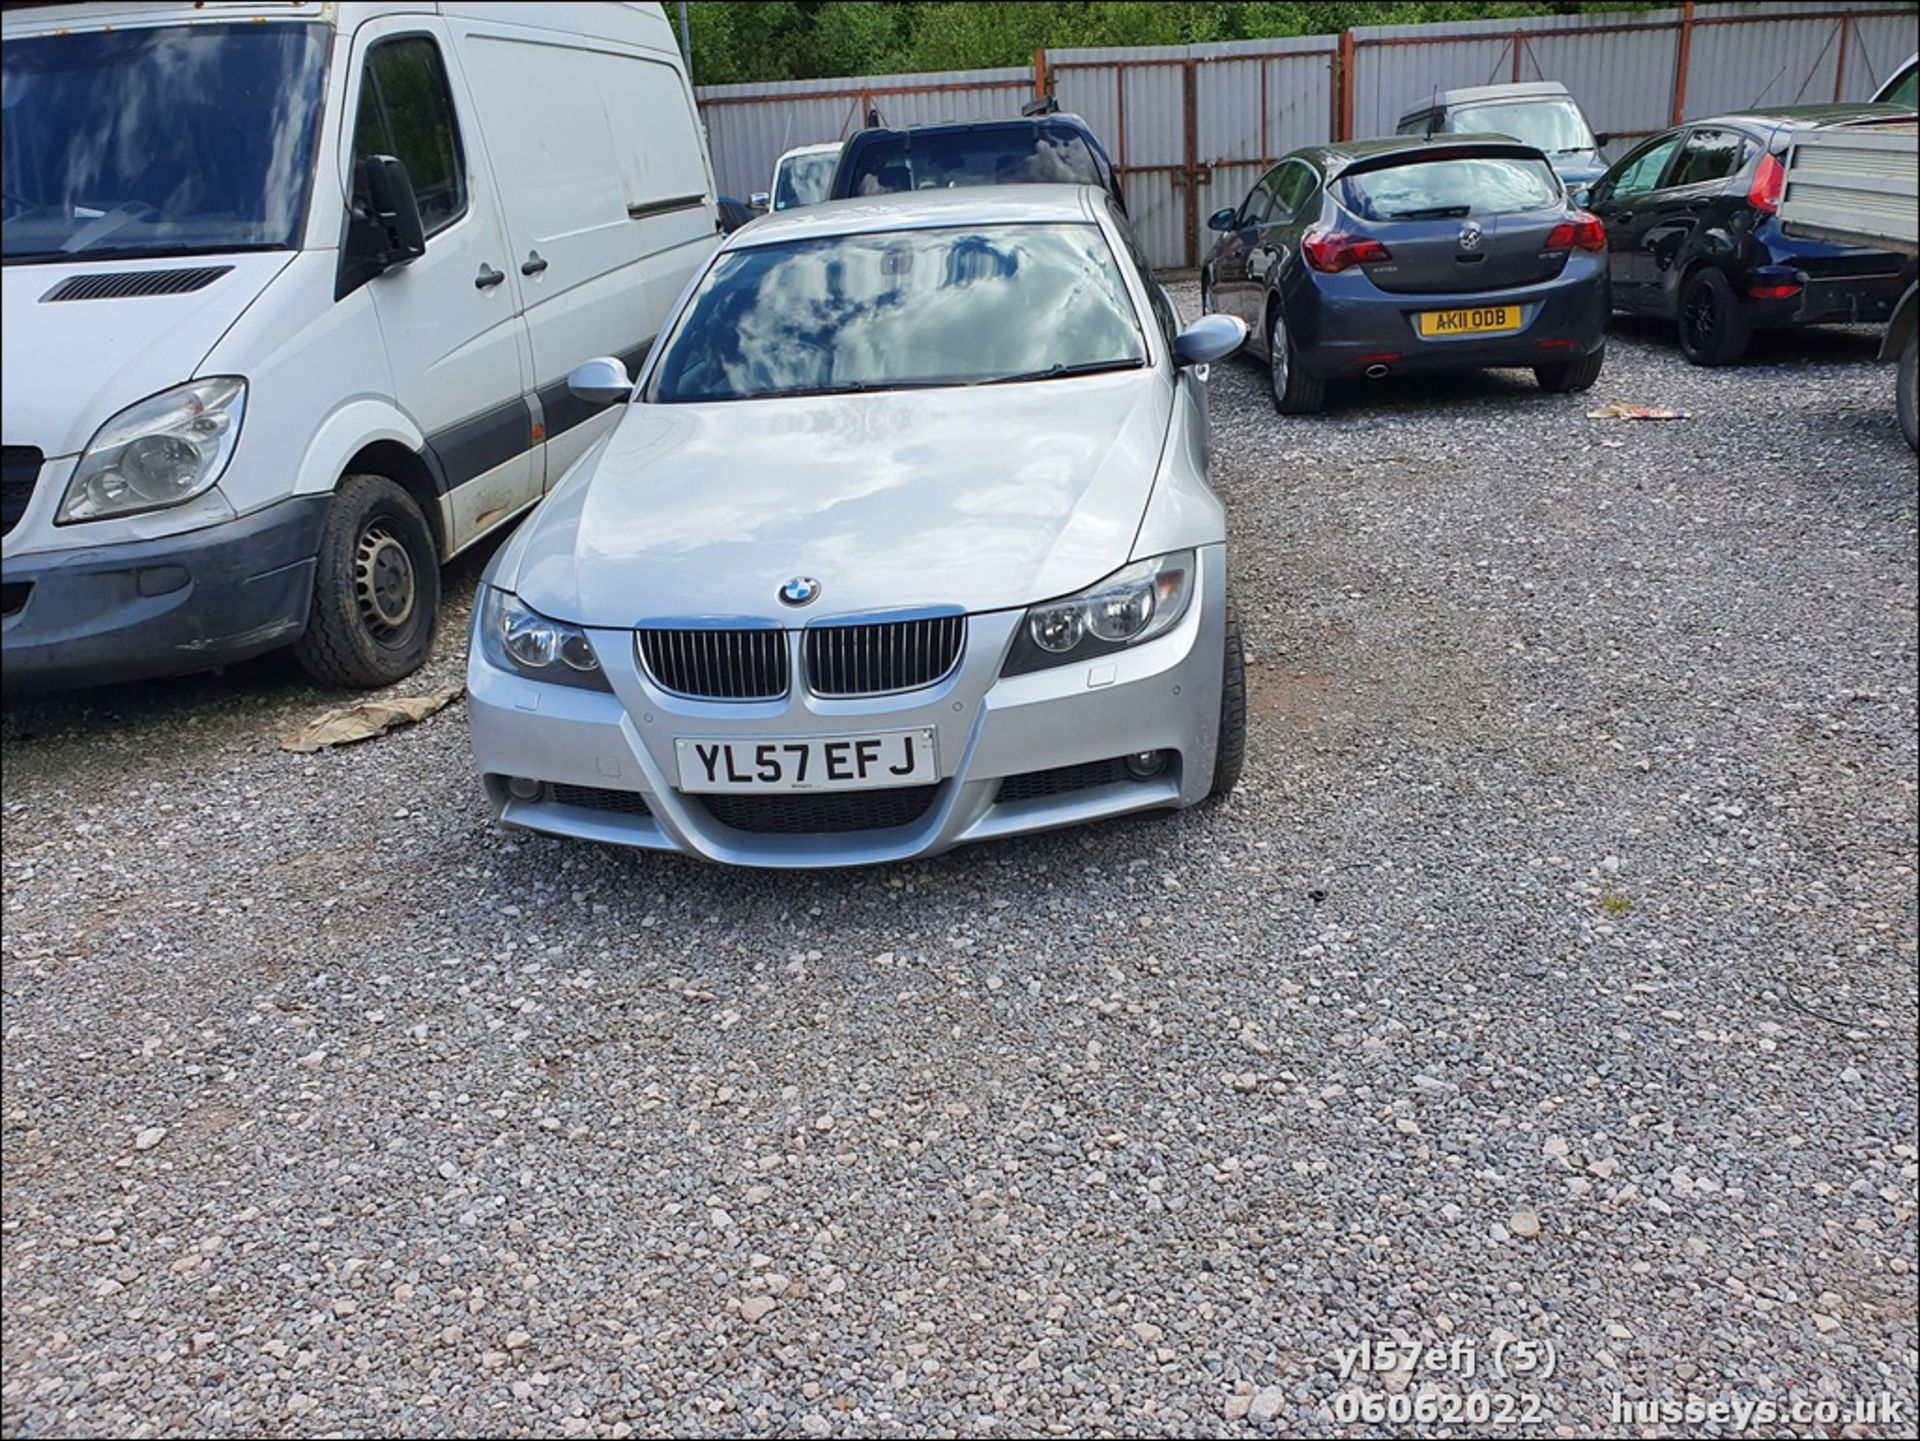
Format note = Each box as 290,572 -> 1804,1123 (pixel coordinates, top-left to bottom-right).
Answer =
339,440 -> 445,558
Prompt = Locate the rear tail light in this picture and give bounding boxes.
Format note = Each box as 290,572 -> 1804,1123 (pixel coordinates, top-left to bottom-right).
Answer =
1543,211 -> 1607,252
1748,152 -> 1786,214
1302,229 -> 1392,273
1748,280 -> 1802,300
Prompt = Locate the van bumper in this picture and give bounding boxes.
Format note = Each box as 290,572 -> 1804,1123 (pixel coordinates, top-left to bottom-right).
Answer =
1,495 -> 327,692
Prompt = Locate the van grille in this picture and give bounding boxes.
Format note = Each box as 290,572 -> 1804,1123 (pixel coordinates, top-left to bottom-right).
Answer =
638,628 -> 788,700
41,267 -> 233,302
2,447 -> 42,537
804,615 -> 966,697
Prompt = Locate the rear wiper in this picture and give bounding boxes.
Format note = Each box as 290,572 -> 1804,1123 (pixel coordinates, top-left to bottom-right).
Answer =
1383,205 -> 1472,219
976,358 -> 1146,386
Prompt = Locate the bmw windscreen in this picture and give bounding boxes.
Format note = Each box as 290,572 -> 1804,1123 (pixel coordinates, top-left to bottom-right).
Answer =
647,222 -> 1148,401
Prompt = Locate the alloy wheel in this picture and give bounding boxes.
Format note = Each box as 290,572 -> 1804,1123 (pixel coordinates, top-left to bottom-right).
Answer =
1683,283 -> 1716,352
1269,310 -> 1289,400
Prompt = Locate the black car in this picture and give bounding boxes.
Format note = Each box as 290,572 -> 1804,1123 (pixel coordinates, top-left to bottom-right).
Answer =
826,104 -> 1126,213
1201,136 -> 1609,414
1585,104 -> 1914,365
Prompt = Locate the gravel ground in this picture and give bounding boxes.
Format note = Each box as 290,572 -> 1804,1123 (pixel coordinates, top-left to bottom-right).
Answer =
3,283 -> 1916,1439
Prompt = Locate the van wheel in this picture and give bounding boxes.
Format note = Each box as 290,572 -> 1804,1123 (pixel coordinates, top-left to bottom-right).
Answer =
293,474 -> 440,689
1209,597 -> 1247,800
1677,268 -> 1749,366
1535,345 -> 1606,393
1267,301 -> 1325,415
1898,330 -> 1918,452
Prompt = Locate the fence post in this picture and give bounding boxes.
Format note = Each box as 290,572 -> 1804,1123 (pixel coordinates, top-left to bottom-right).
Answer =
1670,1 -> 1695,126
1338,29 -> 1356,142
1034,47 -> 1048,101
1511,31 -> 1523,83
1832,15 -> 1851,101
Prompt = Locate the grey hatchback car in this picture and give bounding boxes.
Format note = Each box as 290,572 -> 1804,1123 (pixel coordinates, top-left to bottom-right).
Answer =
1201,137 -> 1610,412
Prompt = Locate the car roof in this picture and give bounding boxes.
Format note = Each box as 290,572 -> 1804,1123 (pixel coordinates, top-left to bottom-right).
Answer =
1290,133 -> 1546,174
1690,102 -> 1913,131
1400,81 -> 1574,116
777,141 -> 843,161
721,184 -> 1102,248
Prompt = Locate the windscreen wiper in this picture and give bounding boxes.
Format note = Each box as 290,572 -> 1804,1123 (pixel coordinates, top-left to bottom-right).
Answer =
976,358 -> 1146,386
1384,205 -> 1473,219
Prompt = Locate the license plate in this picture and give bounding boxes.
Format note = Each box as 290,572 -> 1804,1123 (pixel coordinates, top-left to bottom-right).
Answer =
675,729 -> 937,793
1417,305 -> 1522,337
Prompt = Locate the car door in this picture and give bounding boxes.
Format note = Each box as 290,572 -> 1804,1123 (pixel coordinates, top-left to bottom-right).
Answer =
1254,159 -> 1320,296
1209,171 -> 1275,326
449,11 -> 716,494
1588,130 -> 1684,310
1639,126 -> 1753,314
345,19 -> 537,554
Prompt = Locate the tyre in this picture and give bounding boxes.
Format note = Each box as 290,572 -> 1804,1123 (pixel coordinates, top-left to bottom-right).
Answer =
292,473 -> 440,689
1898,330 -> 1918,452
1266,300 -> 1326,415
1535,344 -> 1606,393
1677,267 -> 1750,366
1209,597 -> 1247,800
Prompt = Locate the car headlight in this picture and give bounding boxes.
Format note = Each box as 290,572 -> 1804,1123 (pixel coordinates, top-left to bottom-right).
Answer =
477,586 -> 611,691
58,377 -> 246,523
1002,550 -> 1195,676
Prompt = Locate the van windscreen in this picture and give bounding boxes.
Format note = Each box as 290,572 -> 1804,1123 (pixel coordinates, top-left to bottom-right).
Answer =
1449,100 -> 1595,154
1,22 -> 330,263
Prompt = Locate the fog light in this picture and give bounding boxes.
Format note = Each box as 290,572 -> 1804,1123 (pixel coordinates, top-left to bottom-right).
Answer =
1123,750 -> 1168,780
505,775 -> 544,800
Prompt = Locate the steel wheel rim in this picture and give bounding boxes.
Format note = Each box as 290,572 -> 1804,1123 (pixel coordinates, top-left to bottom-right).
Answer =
354,521 -> 416,642
1683,284 -> 1716,350
1270,312 -> 1289,397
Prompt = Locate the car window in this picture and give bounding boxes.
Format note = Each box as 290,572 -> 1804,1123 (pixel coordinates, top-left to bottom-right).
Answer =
774,151 -> 837,210
1238,171 -> 1277,227
1604,133 -> 1681,195
649,222 -> 1148,402
1667,128 -> 1749,188
1449,99 -> 1595,154
1107,203 -> 1179,349
1876,59 -> 1918,108
353,35 -> 466,236
1338,155 -> 1560,220
1271,160 -> 1318,221
845,125 -> 1102,195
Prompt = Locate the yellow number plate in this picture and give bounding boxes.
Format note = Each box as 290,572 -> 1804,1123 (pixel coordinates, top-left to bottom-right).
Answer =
1417,305 -> 1522,337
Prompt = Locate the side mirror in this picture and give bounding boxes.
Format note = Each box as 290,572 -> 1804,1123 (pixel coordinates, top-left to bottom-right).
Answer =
568,356 -> 633,406
1570,184 -> 1591,209
361,154 -> 425,264
1592,131 -> 1612,149
1206,206 -> 1237,232
1173,313 -> 1246,367
749,192 -> 770,213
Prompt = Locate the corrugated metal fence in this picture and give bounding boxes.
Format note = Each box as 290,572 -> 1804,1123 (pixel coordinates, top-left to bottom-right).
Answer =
695,1 -> 1918,267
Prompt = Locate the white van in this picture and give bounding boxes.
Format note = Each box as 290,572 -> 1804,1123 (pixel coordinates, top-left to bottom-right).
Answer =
1,1 -> 719,690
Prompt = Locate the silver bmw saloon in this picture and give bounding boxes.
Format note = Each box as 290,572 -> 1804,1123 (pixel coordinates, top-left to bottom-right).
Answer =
467,186 -> 1247,867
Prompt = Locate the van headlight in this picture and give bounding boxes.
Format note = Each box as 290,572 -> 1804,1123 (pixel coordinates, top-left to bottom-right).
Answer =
477,586 -> 611,691
1002,551 -> 1195,675
57,378 -> 246,523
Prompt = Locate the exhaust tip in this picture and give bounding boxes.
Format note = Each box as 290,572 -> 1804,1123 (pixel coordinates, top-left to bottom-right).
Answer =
1364,363 -> 1391,379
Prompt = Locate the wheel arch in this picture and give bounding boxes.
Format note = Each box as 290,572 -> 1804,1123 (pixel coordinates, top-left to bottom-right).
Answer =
1879,280 -> 1919,363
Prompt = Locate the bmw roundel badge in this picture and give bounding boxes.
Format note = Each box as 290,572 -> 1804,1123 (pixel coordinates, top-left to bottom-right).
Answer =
779,576 -> 821,607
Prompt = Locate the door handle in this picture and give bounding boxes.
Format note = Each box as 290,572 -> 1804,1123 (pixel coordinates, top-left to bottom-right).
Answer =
474,264 -> 506,291
520,251 -> 548,277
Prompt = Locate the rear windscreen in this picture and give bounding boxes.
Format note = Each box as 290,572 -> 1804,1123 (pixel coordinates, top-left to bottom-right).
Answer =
844,126 -> 1101,195
1337,156 -> 1562,221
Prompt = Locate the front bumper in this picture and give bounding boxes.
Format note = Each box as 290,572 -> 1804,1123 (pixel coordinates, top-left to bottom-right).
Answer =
1287,257 -> 1609,378
1,495 -> 326,692
467,545 -> 1229,868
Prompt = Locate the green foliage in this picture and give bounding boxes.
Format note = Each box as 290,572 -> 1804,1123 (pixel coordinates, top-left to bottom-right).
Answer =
670,1 -> 1674,84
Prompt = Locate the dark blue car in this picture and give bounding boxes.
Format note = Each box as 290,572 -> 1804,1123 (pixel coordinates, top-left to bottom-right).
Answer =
826,107 -> 1126,214
1202,136 -> 1610,414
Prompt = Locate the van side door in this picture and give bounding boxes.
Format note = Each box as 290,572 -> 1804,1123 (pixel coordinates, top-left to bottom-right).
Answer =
447,13 -> 718,492
342,18 -> 537,554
